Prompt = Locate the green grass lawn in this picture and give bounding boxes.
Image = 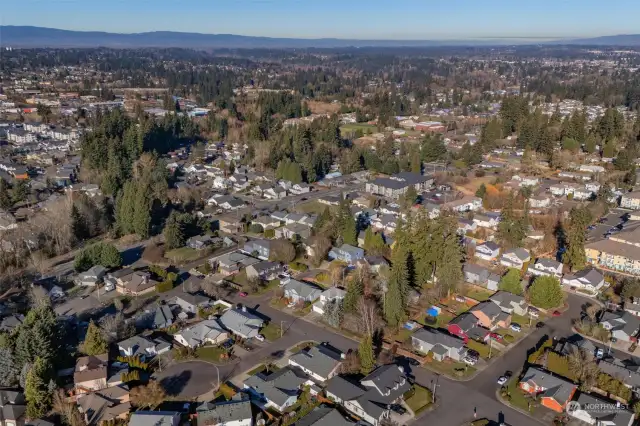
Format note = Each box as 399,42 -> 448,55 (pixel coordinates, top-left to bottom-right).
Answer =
463,286 -> 495,302
195,346 -> 229,363
424,358 -> 477,378
511,313 -> 535,328
417,311 -> 454,328
257,279 -> 280,294
296,200 -> 327,214
501,375 -> 542,414
404,385 -> 433,414
466,339 -> 500,359
340,123 -> 377,134
260,323 -> 282,342
230,270 -> 249,288
389,327 -> 413,343
165,247 -> 201,263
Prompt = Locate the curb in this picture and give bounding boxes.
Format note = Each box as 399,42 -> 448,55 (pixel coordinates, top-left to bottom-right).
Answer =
494,388 -> 548,425
572,327 -> 637,356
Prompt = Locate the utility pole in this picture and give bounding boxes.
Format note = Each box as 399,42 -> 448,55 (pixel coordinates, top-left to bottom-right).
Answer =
281,320 -> 286,338
431,374 -> 439,404
488,337 -> 493,359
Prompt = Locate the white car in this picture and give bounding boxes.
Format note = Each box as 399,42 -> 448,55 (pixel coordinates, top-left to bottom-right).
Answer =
595,348 -> 604,359
497,376 -> 508,386
255,334 -> 265,342
510,324 -> 522,333
463,356 -> 477,366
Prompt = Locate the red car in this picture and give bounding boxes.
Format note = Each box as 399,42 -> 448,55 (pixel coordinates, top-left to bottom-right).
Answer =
239,292 -> 248,297
552,310 -> 562,317
490,333 -> 504,342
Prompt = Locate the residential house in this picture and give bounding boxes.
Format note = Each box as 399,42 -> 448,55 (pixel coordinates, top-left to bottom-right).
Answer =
211,252 -> 260,276
275,223 -> 312,240
447,312 -> 489,343
474,241 -> 501,261
318,195 -> 341,206
621,192 -> 640,210
172,293 -> 212,315
243,367 -> 308,412
246,261 -> 284,281
293,406 -> 353,426
108,269 -> 158,296
252,216 -> 281,230
77,385 -> 131,426
219,217 -> 243,234
288,344 -> 344,382
567,393 -> 634,426
325,364 -> 411,426
519,367 -> 577,413
174,319 -> 228,348
599,311 -> 640,342
489,292 -> 528,316
196,394 -> 254,426
187,235 -> 214,250
117,335 -> 171,360
365,172 -> 433,199
586,227 -> 640,275
242,240 -> 272,260
500,248 -> 531,269
442,196 -> 483,212
463,263 -> 500,291
283,279 -> 322,303
74,354 -> 109,393
219,307 -> 264,339
528,258 -> 563,278
328,244 -> 365,264
473,214 -> 499,229
363,256 -> 390,274
625,297 -> 640,317
289,183 -> 311,195
598,358 -> 640,394
573,186 -> 595,201
76,265 -> 107,287
264,187 -> 287,200
470,301 -> 511,330
529,193 -> 551,208
0,389 -> 27,426
128,411 -> 181,426
562,268 -> 605,293
457,219 -> 477,234
411,327 -> 467,361
151,305 -> 174,329
312,287 -> 347,315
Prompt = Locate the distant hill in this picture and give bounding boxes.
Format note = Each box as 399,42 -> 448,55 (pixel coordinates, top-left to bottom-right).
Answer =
1,26 -> 640,48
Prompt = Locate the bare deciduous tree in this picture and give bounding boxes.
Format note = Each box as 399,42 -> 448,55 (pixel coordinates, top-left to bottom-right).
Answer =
567,347 -> 600,391
585,304 -> 601,322
29,285 -> 50,309
130,380 -> 167,409
356,296 -> 382,336
53,388 -> 86,426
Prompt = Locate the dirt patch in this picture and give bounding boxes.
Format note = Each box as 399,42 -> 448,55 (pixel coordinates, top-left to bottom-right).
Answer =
142,243 -> 169,266
308,100 -> 341,114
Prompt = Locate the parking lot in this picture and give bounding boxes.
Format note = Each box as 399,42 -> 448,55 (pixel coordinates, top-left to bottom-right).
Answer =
587,208 -> 631,242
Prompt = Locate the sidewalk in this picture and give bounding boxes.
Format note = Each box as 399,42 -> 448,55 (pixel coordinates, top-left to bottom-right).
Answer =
573,327 -> 640,357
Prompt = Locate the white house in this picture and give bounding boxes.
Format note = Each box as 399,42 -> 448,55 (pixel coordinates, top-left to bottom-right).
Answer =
529,194 -> 551,208
562,268 -> 605,293
500,248 -> 531,269
442,196 -> 483,212
474,241 -> 501,261
550,183 -> 579,197
528,258 -> 563,278
512,175 -> 539,187
173,319 -> 229,348
472,214 -> 500,230
312,287 -> 347,315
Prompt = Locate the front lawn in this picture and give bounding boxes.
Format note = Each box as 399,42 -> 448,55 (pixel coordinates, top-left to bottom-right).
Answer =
388,327 -> 413,344
511,314 -> 534,329
404,385 -> 433,414
466,339 -> 499,359
195,346 -> 231,363
165,247 -> 201,263
424,358 -> 477,378
230,270 -> 249,288
500,375 -> 542,415
256,279 -> 280,294
261,323 -> 282,342
463,286 -> 495,302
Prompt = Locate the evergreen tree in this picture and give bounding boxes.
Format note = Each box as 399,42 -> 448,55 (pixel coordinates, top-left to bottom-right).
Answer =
82,320 -> 108,356
343,274 -> 364,313
435,231 -> 464,297
384,247 -> 409,327
163,212 -> 185,250
14,305 -> 62,369
116,181 -> 137,235
584,133 -> 597,154
0,179 -> 12,210
363,227 -> 374,251
496,193 -> 526,248
323,299 -> 344,328
563,207 -> 591,272
359,334 -> 376,375
313,207 -> 332,234
475,183 -> 487,199
499,268 -> 523,295
421,136 -> 447,162
25,357 -> 53,419
529,276 -> 564,309
132,186 -> 152,239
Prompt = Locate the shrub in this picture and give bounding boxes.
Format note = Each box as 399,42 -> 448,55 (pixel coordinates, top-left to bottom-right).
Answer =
249,223 -> 264,234
264,229 -> 275,238
156,280 -> 174,293
74,242 -> 122,272
288,262 -> 308,272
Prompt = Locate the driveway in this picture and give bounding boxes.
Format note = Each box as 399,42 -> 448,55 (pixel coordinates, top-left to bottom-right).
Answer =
154,361 -> 223,398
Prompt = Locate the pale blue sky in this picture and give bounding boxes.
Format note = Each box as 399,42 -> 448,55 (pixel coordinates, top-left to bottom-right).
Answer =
2,0 -> 638,39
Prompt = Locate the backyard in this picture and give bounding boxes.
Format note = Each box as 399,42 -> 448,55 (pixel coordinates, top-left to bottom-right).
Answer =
404,385 -> 433,414
462,286 -> 495,302
165,247 -> 201,263
500,375 -> 543,415
417,310 -> 455,329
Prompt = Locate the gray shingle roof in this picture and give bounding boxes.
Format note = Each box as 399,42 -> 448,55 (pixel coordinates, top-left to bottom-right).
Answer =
219,308 -> 264,338
412,327 -> 464,351
289,345 -> 343,379
521,367 -> 576,404
244,367 -> 307,407
325,376 -> 365,401
572,393 -> 634,426
197,397 -> 253,426
128,411 -> 180,426
293,406 -> 353,426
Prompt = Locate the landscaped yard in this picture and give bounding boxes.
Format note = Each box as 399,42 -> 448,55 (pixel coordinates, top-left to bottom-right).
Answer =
256,279 -> 280,294
511,313 -> 534,329
195,346 -> 230,363
246,364 -> 280,376
466,339 -> 500,359
417,310 -> 455,329
230,270 -> 249,288
261,323 -> 282,342
296,200 -> 326,214
404,385 -> 433,414
500,375 -> 542,415
424,358 -> 477,378
462,286 -> 495,302
388,327 -> 413,343
165,247 -> 201,263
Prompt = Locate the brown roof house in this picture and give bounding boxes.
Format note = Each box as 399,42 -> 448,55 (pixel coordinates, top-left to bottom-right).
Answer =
0,389 -> 27,426
108,269 -> 158,296
469,301 -> 511,330
77,385 -> 131,426
74,354 -> 109,394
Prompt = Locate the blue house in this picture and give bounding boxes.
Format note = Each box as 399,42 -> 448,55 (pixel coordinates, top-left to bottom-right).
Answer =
328,244 -> 365,264
242,239 -> 272,260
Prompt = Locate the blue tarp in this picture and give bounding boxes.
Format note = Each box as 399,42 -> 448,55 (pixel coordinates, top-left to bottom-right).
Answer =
427,307 -> 440,317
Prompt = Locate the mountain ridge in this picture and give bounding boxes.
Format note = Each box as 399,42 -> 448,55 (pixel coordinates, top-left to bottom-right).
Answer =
1,26 -> 640,48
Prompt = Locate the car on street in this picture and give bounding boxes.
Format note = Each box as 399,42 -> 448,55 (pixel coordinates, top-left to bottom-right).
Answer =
552,310 -> 562,317
595,348 -> 604,359
510,323 -> 522,332
239,292 -> 248,297
598,217 -> 607,223
587,225 -> 596,230
536,322 -> 545,328
466,349 -> 480,358
80,294 -> 89,299
504,371 -> 513,379
255,334 -> 265,342
497,376 -> 508,386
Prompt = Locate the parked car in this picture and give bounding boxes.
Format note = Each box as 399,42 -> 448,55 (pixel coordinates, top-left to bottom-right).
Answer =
595,348 -> 604,359
510,323 -> 522,333
552,310 -> 562,317
463,356 -> 477,366
239,292 -> 248,297
392,405 -> 406,415
408,358 -> 420,366
490,333 -> 504,342
255,334 -> 265,342
535,322 -> 545,329
497,376 -> 508,386
504,371 -> 513,379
